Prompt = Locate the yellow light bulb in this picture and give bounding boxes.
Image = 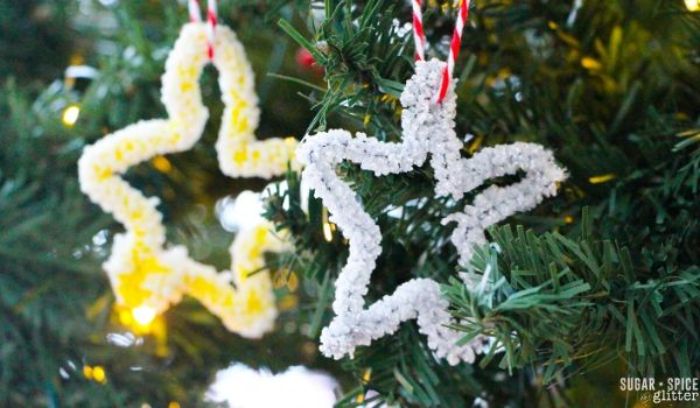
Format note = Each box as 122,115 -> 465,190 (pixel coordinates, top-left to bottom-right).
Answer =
82,365 -> 93,379
581,57 -> 602,71
118,307 -> 133,325
685,0 -> 700,12
62,105 -> 80,127
323,222 -> 334,242
588,173 -> 616,184
91,365 -> 106,383
152,155 -> 173,173
362,368 -> 372,382
132,305 -> 157,327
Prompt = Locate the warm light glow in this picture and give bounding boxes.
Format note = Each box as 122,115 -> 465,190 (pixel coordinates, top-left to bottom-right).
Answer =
685,0 -> 700,12
581,57 -> 602,71
118,307 -> 133,325
132,305 -> 157,327
62,105 -> 81,127
323,222 -> 334,242
168,402 -> 181,408
69,53 -> 85,66
152,155 -> 173,173
467,134 -> 484,154
83,364 -> 106,384
362,368 -> 372,383
82,365 -> 93,379
92,366 -> 106,383
588,173 -> 616,184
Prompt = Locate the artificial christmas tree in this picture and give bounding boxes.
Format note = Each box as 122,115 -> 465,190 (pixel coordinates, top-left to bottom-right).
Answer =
1,0 -> 699,406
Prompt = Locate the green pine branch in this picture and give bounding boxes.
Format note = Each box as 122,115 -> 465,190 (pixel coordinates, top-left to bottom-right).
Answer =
272,0 -> 700,406
445,210 -> 700,384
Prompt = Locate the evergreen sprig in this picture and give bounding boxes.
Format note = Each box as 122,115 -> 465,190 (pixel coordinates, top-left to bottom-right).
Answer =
446,211 -> 700,384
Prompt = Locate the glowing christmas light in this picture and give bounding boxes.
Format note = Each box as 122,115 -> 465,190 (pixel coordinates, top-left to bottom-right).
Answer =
581,57 -> 602,71
132,305 -> 157,327
83,364 -> 107,384
151,155 -> 173,173
322,222 -> 334,242
588,173 -> 616,184
62,105 -> 80,127
92,366 -> 106,383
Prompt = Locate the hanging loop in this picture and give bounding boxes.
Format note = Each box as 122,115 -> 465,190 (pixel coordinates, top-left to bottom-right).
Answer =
188,0 -> 218,60
412,0 -> 470,103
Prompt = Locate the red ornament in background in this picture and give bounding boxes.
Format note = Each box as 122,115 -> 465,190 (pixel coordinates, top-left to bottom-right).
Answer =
295,47 -> 323,75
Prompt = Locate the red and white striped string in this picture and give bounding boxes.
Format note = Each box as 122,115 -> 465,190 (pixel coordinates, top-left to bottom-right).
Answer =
412,0 -> 426,61
412,0 -> 470,103
188,0 -> 218,60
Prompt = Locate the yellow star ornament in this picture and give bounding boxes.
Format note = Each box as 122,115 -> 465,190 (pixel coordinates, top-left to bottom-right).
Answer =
78,22 -> 297,338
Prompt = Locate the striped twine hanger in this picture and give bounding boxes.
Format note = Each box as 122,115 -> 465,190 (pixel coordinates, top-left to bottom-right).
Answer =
188,0 -> 218,60
412,0 -> 470,103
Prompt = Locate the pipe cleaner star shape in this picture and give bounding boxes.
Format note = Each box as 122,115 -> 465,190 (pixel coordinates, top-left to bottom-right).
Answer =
297,60 -> 567,364
79,23 -> 297,338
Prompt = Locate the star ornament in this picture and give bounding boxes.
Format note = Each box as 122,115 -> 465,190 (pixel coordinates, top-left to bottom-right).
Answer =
78,22 -> 296,338
297,60 -> 567,364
